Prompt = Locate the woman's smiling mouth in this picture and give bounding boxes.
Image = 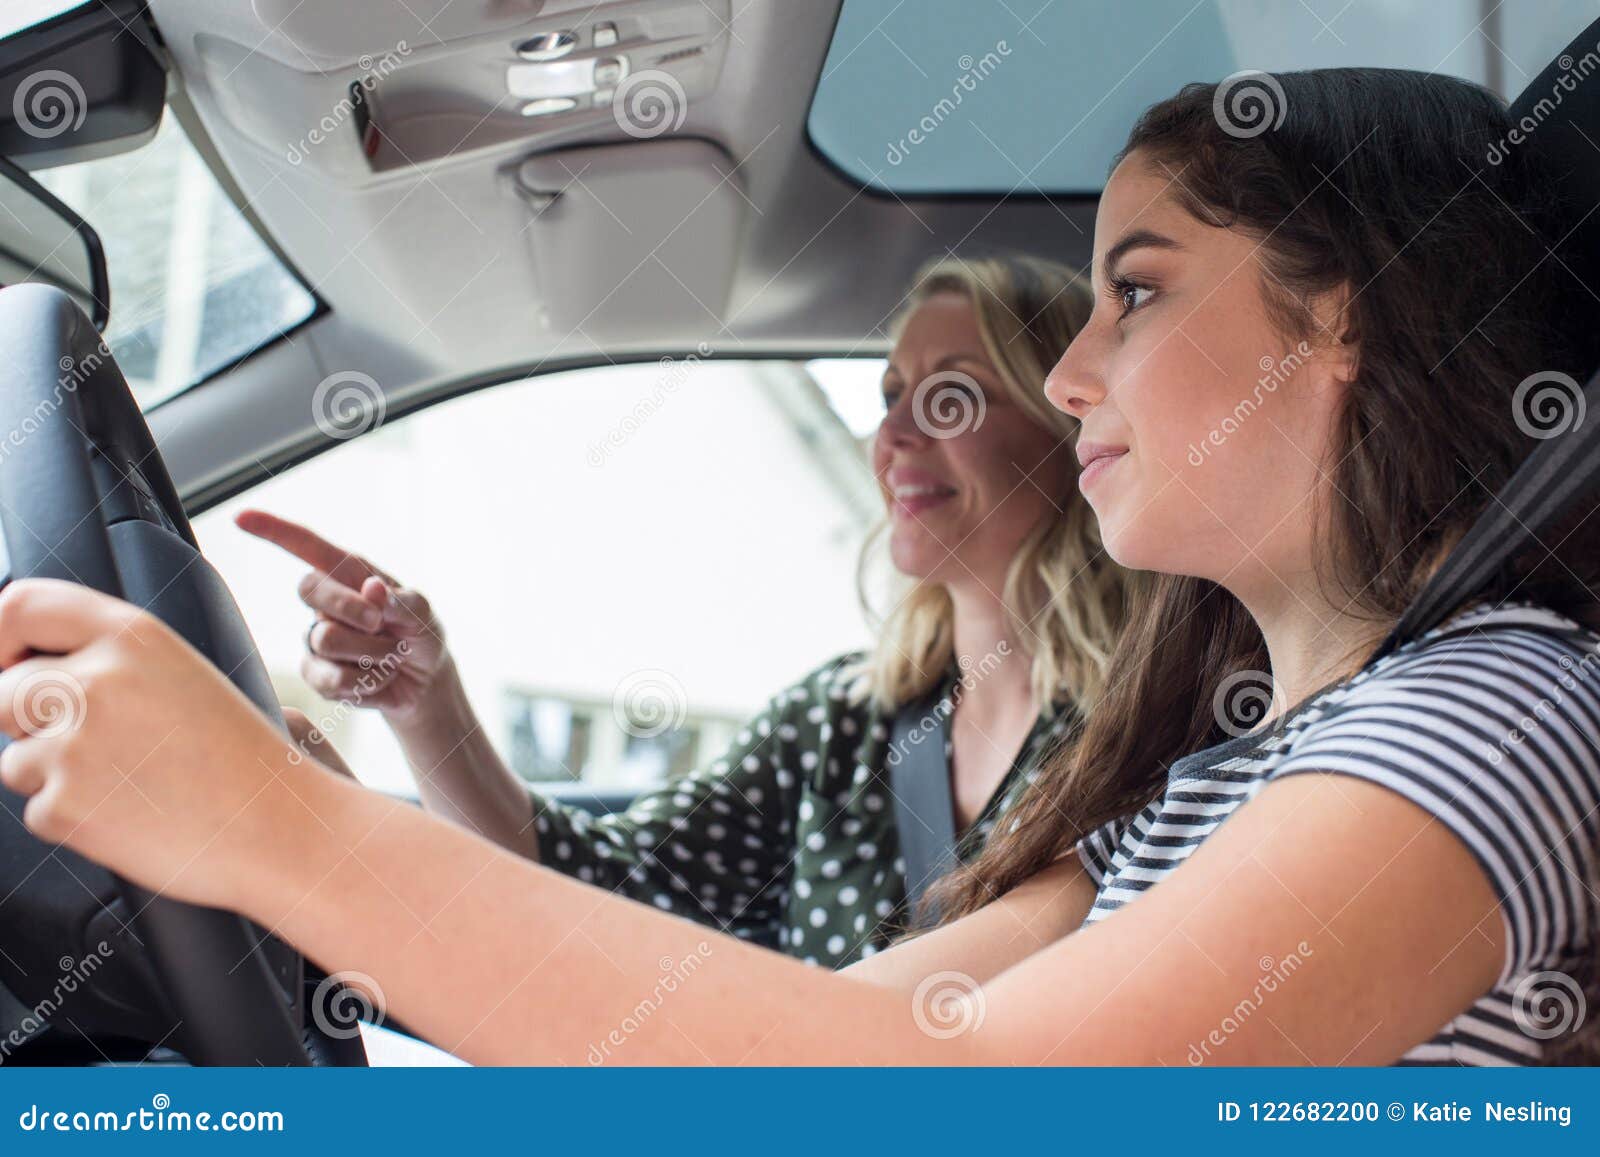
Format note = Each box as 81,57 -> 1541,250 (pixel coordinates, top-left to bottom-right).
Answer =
887,468 -> 959,516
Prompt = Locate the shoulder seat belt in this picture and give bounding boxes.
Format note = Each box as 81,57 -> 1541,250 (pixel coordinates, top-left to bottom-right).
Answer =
888,693 -> 958,917
1375,365 -> 1600,658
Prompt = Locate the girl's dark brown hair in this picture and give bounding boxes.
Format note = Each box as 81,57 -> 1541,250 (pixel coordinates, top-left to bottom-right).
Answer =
928,68 -> 1600,1062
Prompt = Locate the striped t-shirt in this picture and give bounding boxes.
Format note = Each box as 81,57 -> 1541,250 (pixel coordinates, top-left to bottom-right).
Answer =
1076,603 -> 1600,1065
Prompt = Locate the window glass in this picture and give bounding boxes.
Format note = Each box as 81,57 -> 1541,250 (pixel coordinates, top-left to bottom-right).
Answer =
193,360 -> 883,796
34,117 -> 317,406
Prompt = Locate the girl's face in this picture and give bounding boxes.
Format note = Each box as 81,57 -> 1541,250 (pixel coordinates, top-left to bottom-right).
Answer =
1044,152 -> 1352,595
873,292 -> 1075,590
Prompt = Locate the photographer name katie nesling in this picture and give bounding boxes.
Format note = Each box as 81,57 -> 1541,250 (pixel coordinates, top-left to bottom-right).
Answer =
1413,1102 -> 1572,1127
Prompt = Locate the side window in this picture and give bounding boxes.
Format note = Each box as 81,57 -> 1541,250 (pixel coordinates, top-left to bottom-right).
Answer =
192,358 -> 882,796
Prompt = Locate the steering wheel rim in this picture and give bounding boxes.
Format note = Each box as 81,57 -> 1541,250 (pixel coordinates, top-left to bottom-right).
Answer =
0,284 -> 358,1065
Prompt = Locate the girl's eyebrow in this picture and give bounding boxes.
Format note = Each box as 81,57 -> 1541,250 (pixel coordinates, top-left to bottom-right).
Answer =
1101,228 -> 1184,278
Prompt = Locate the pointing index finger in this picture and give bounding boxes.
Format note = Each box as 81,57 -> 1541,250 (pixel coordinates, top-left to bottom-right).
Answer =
235,509 -> 383,589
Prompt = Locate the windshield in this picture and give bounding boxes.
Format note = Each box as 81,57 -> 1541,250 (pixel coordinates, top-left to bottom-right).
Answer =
33,115 -> 317,407
808,0 -> 1593,195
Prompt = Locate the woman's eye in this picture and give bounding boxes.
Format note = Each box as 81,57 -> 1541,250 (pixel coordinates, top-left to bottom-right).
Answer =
1117,282 -> 1154,317
881,389 -> 901,411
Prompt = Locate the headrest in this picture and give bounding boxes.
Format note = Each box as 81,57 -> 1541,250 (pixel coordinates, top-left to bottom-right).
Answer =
1506,16 -> 1600,304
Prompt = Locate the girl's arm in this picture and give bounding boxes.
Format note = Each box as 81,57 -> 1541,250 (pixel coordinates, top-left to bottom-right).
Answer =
0,581 -> 1505,1065
843,856 -> 1096,992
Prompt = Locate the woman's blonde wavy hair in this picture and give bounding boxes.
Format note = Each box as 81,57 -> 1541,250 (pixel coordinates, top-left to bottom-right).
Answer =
852,255 -> 1132,715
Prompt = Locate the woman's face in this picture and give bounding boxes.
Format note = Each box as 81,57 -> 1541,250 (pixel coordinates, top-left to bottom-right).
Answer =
873,292 -> 1075,591
1043,152 -> 1351,595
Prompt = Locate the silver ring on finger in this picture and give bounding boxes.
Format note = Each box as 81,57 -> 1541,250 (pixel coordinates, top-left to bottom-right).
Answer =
306,619 -> 320,657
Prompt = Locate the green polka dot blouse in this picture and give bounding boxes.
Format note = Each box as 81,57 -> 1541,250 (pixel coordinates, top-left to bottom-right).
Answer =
531,654 -> 1078,967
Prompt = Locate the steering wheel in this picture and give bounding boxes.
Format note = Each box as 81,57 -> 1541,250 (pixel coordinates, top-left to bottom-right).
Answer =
0,284 -> 365,1066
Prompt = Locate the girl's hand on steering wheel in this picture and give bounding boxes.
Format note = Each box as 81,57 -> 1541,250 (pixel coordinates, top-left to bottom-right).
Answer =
235,510 -> 452,724
0,579 -> 342,912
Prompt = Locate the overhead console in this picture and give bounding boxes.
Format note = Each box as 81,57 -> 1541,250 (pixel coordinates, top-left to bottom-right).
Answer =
192,0 -> 730,177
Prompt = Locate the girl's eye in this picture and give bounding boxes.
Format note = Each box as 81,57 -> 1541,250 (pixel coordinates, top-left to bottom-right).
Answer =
881,387 -> 902,411
1109,275 -> 1156,319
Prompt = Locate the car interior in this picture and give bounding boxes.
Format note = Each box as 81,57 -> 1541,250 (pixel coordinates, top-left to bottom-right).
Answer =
0,0 -> 1598,1066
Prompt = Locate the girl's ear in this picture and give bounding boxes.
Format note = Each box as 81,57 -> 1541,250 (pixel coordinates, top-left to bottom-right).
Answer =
1309,286 -> 1360,386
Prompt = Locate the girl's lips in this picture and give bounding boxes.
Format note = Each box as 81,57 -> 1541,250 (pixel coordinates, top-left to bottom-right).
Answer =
1078,449 -> 1127,492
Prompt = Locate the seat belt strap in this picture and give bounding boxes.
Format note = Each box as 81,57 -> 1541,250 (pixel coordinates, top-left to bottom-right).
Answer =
888,694 -> 959,919
1376,365 -> 1600,657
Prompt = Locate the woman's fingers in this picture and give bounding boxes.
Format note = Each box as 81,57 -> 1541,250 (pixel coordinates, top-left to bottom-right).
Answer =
299,653 -> 403,704
298,570 -> 384,633
307,619 -> 410,667
236,509 -> 392,590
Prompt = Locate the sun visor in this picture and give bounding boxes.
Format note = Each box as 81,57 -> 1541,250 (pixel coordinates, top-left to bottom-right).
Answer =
516,138 -> 741,346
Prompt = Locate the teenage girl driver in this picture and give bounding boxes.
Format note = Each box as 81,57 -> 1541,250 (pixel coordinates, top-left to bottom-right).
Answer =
4,68 -> 1599,1065
231,254 -> 1130,967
